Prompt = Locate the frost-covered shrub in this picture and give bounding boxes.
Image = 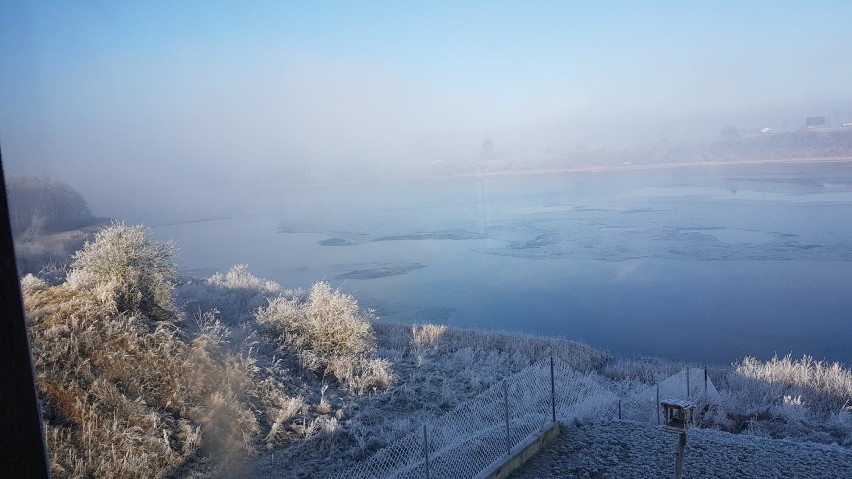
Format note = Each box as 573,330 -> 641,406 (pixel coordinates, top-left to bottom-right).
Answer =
410,323 -> 447,349
256,281 -> 392,394
257,282 -> 375,359
69,222 -> 176,318
209,264 -> 281,292
20,273 -> 48,294
175,264 -> 294,326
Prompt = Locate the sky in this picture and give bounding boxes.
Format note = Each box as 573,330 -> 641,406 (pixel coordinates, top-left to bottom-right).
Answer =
2,0 -> 852,209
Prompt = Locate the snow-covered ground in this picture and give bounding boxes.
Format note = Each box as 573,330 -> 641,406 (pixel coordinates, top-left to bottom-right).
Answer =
511,420 -> 852,479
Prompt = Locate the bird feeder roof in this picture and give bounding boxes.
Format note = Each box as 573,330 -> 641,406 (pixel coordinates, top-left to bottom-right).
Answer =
661,398 -> 694,409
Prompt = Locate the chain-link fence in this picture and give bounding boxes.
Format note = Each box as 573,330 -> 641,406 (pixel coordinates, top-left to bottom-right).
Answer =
335,357 -> 617,479
608,367 -> 720,424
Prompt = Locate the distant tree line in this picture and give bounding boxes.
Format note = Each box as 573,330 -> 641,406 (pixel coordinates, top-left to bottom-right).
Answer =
6,176 -> 94,238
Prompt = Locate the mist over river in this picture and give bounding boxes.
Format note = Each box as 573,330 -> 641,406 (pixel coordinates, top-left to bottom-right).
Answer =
146,162 -> 852,366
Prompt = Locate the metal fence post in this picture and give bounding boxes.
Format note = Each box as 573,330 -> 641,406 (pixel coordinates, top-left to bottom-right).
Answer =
503,380 -> 511,455
618,399 -> 622,421
423,424 -> 430,479
656,384 -> 660,425
686,368 -> 690,397
550,356 -> 556,422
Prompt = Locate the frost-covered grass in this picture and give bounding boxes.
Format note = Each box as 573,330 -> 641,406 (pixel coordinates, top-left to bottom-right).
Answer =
734,354 -> 852,413
23,276 -> 300,478
709,355 -> 852,446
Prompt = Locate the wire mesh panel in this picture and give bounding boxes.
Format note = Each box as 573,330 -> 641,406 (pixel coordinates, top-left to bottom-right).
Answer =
552,361 -> 619,423
339,430 -> 426,479
333,357 -> 617,479
614,367 -> 718,424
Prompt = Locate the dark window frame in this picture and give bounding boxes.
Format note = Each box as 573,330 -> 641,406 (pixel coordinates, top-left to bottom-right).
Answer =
0,146 -> 52,477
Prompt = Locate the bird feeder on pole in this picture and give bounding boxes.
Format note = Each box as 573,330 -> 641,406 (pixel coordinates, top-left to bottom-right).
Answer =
661,398 -> 694,479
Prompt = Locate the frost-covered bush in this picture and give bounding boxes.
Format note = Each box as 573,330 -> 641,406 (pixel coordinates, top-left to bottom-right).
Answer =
175,264 -> 294,326
256,281 -> 392,394
410,323 -> 447,349
20,273 -> 48,294
69,222 -> 176,318
257,282 -> 375,359
209,263 -> 282,292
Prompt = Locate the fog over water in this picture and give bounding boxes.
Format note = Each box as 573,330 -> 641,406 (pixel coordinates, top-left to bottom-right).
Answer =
4,2 -> 852,195
147,162 -> 852,366
4,2 -> 852,366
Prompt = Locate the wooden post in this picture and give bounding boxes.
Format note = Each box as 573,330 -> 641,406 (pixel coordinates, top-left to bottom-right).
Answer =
618,399 -> 622,420
686,368 -> 690,397
704,366 -> 708,397
674,433 -> 687,479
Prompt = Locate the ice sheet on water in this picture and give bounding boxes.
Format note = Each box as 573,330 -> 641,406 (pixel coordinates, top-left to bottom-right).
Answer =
335,262 -> 427,280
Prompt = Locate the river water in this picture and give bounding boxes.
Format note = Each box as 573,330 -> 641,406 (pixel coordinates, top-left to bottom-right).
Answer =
149,162 -> 852,366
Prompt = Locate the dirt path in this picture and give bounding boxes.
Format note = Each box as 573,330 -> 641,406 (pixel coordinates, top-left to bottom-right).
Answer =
510,421 -> 852,479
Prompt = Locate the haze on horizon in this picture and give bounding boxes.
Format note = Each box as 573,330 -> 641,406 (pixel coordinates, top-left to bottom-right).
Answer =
2,0 -> 852,217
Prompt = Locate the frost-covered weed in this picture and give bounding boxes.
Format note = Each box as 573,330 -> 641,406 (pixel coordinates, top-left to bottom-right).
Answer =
305,416 -> 340,440
328,356 -> 395,396
264,396 -> 307,445
410,323 -> 447,349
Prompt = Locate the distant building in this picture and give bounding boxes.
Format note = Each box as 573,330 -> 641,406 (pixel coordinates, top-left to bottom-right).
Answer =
806,116 -> 827,129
